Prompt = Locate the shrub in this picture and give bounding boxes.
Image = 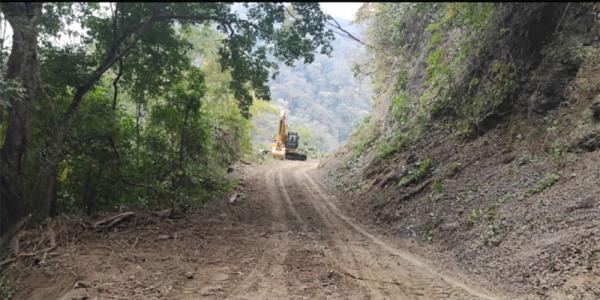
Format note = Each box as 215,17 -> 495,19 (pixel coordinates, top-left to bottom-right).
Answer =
378,141 -> 397,159
449,162 -> 463,176
526,173 -> 560,197
397,157 -> 434,187
466,208 -> 481,228
431,180 -> 444,194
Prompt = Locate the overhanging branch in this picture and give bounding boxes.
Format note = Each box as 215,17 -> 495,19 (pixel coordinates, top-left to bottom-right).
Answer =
283,4 -> 374,49
326,17 -> 374,49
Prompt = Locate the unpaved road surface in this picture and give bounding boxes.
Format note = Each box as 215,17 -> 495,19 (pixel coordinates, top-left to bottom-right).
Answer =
15,161 -> 501,299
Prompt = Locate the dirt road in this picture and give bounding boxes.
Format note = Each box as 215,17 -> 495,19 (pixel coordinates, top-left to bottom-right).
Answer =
16,161 -> 501,299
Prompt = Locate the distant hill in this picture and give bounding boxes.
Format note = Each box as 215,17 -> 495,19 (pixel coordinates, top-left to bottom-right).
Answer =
251,20 -> 373,153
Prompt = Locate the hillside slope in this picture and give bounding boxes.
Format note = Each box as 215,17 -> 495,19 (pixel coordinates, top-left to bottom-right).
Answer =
323,3 -> 600,298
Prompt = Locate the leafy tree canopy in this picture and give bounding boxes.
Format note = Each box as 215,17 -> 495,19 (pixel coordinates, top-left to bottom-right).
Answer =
39,2 -> 334,117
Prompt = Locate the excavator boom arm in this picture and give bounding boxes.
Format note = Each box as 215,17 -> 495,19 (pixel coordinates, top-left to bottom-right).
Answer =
278,111 -> 286,145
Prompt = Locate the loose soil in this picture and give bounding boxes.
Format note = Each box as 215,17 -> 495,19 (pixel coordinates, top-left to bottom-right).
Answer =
322,125 -> 600,300
5,161 -> 502,300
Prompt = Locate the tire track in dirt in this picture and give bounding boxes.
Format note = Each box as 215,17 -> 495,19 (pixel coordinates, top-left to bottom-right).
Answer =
299,161 -> 500,300
275,164 -> 364,299
226,167 -> 291,299
175,168 -> 277,299
292,167 -> 404,299
302,170 -> 479,299
276,171 -> 307,233
173,161 -> 501,299
300,170 -> 443,298
290,167 -> 393,298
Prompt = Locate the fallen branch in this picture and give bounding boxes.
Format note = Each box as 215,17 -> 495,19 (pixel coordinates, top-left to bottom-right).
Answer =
0,215 -> 30,249
91,212 -> 135,231
0,227 -> 56,269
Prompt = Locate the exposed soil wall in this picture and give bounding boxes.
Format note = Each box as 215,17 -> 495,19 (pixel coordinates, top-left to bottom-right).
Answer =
323,3 -> 600,298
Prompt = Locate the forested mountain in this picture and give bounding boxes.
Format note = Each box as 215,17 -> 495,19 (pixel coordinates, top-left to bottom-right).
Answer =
251,19 -> 372,153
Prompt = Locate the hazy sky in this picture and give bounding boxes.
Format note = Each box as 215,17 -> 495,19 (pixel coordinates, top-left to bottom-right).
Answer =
319,2 -> 363,21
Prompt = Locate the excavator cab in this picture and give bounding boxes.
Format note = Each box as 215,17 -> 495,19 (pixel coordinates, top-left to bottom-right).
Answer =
284,132 -> 306,161
285,132 -> 299,149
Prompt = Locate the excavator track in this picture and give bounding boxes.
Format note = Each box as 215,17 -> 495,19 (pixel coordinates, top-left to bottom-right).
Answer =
285,152 -> 307,161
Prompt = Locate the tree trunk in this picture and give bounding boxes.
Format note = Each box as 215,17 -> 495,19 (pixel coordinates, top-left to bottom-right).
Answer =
30,9 -> 158,215
0,3 -> 42,236
3,3 -> 172,221
179,108 -> 189,170
33,87 -> 91,217
135,102 -> 142,162
84,167 -> 96,215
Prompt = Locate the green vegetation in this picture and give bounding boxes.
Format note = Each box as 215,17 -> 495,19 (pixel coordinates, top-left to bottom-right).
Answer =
419,158 -> 433,174
483,206 -> 501,247
526,173 -> 560,197
485,205 -> 497,222
0,284 -> 15,300
424,223 -> 434,242
431,180 -> 444,194
397,157 -> 433,187
0,3 -> 334,233
348,116 -> 379,159
465,205 -> 501,246
0,271 -> 21,300
351,3 -> 523,154
56,26 -> 254,212
428,180 -> 445,201
484,222 -> 501,247
352,138 -> 374,159
466,208 -> 481,229
252,18 -> 372,153
498,193 -> 512,204
378,140 -> 397,159
424,4 -> 507,134
448,162 -> 463,176
546,140 -> 577,169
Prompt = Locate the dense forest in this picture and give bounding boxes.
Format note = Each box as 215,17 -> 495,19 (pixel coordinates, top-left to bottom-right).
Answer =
0,3 -> 336,237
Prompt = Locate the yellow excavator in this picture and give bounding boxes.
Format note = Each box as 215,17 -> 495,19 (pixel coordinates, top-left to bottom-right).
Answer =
271,110 -> 307,161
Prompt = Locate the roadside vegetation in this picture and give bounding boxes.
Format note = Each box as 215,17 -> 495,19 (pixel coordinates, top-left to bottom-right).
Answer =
0,3 -> 334,235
